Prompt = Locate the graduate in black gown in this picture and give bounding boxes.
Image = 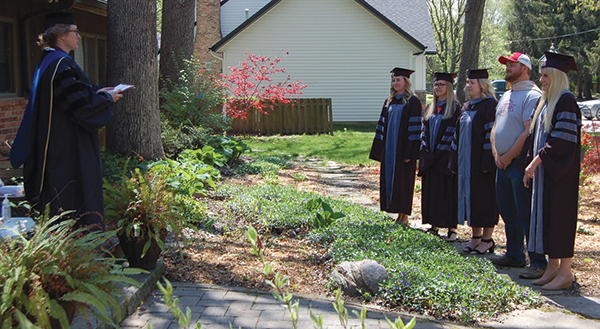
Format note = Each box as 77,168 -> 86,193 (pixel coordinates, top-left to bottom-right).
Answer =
419,72 -> 461,241
451,69 -> 499,254
369,68 -> 422,225
523,52 -> 580,290
10,12 -> 124,230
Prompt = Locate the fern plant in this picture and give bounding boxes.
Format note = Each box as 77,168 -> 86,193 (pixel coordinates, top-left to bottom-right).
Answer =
104,168 -> 190,258
0,215 -> 142,328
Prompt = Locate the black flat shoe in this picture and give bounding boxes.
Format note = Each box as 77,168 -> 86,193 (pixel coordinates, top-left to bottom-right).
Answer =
462,235 -> 482,253
471,238 -> 495,254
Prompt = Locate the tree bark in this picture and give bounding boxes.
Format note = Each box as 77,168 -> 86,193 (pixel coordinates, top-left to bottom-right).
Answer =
106,0 -> 165,159
159,0 -> 196,90
455,0 -> 486,103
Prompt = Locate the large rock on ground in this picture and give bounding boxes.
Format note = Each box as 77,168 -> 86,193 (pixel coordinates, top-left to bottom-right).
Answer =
329,260 -> 389,297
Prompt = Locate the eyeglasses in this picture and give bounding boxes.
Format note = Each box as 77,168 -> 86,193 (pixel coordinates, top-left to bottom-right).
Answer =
433,83 -> 447,88
67,29 -> 80,36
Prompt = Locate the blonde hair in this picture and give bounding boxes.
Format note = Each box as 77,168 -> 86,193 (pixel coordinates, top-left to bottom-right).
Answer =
465,78 -> 496,100
387,76 -> 414,106
424,81 -> 457,120
37,24 -> 71,49
531,67 -> 570,133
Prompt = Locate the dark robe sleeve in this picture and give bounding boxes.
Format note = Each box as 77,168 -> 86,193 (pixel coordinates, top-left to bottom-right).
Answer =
369,101 -> 388,162
54,59 -> 114,133
418,112 -> 433,176
537,93 -> 581,182
480,99 -> 497,172
404,96 -> 423,160
419,102 -> 458,176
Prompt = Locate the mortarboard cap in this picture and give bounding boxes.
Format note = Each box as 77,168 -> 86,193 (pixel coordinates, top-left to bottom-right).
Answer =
45,12 -> 78,30
391,67 -> 414,78
467,68 -> 489,80
541,51 -> 578,73
434,72 -> 457,83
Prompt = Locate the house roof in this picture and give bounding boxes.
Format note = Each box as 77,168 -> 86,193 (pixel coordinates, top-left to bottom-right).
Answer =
363,0 -> 437,54
212,0 -> 437,54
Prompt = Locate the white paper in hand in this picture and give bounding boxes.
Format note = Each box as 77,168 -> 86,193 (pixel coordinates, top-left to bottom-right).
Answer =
114,84 -> 135,94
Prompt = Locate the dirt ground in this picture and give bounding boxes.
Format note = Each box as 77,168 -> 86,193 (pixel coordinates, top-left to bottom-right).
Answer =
163,162 -> 600,301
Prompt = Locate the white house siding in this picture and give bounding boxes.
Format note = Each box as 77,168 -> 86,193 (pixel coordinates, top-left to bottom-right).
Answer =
218,0 -> 425,122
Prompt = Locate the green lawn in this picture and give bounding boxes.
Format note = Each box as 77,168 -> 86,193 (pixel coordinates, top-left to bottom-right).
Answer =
239,123 -> 378,166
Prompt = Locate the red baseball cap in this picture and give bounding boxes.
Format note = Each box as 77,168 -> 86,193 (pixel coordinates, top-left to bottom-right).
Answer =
499,52 -> 532,70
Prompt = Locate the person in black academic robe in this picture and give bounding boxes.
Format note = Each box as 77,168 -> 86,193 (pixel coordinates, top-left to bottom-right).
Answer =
369,67 -> 422,225
10,13 -> 123,230
450,69 -> 499,255
523,52 -> 580,290
419,72 -> 461,241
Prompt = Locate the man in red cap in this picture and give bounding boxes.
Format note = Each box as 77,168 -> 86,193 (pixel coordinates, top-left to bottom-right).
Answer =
490,52 -> 548,278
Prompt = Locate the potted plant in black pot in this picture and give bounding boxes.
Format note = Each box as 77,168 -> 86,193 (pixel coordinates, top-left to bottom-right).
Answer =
0,214 -> 141,328
104,168 -> 190,269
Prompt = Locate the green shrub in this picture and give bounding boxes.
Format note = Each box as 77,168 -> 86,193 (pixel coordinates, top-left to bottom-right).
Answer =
205,135 -> 251,165
101,149 -> 145,184
173,194 -> 213,230
148,152 -> 221,197
161,123 -> 210,159
160,59 -> 230,132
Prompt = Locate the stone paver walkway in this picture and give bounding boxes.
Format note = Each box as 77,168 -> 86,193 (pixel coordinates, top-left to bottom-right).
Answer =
121,282 -> 466,329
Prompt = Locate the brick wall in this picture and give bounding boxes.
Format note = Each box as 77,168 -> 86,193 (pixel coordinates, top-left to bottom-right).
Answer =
194,0 -> 223,70
0,98 -> 26,158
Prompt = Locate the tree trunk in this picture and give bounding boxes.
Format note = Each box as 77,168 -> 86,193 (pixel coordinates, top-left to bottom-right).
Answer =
159,0 -> 196,91
455,0 -> 486,103
106,0 -> 165,160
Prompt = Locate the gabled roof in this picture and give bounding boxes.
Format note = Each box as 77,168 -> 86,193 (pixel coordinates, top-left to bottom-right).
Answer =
363,0 -> 437,54
212,0 -> 437,54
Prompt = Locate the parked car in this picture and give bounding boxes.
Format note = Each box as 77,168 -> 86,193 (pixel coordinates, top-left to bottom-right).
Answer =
578,100 -> 600,120
492,80 -> 508,99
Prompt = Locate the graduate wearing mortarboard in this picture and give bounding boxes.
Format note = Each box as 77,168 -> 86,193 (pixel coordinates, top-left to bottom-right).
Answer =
418,73 -> 461,241
450,69 -> 499,255
522,52 -> 580,290
10,12 -> 124,230
369,68 -> 423,225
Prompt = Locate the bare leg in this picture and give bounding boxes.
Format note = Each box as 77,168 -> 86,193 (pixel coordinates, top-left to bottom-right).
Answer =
446,227 -> 458,242
533,258 -> 559,285
472,227 -> 495,254
463,227 -> 482,252
542,258 -> 574,290
397,213 -> 409,225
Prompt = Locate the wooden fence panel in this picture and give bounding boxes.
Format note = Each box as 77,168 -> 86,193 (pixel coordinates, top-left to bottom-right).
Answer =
228,98 -> 333,135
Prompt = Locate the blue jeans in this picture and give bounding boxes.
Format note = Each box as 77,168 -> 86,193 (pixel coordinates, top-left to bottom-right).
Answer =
496,161 -> 547,269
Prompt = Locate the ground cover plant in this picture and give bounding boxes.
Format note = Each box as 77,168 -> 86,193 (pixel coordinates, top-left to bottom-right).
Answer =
215,180 -> 540,323
317,220 -> 540,322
